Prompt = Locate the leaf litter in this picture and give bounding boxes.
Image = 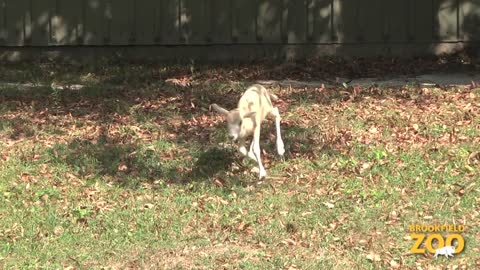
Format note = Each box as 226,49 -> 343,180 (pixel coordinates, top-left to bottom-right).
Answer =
0,58 -> 479,269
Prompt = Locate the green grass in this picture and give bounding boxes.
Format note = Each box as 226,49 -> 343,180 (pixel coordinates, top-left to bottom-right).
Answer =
0,63 -> 479,269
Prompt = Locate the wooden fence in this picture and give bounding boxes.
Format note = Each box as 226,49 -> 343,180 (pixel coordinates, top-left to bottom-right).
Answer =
0,0 -> 478,59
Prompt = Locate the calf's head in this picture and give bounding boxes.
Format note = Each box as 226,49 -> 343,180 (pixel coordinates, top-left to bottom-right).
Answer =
211,104 -> 255,141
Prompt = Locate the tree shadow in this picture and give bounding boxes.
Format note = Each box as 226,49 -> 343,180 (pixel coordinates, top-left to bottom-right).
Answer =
45,127 -> 264,189
187,146 -> 237,181
47,130 -> 176,187
0,116 -> 37,140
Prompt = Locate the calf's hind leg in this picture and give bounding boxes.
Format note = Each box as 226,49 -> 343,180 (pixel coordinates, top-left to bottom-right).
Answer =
252,125 -> 267,179
271,107 -> 285,156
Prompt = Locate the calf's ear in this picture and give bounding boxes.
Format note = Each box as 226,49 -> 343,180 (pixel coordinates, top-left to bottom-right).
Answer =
210,104 -> 229,116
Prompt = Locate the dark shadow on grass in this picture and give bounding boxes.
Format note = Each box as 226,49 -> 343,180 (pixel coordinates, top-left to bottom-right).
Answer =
0,116 -> 36,140
45,124 -> 254,188
48,133 -> 180,188
186,144 -> 287,188
188,147 -> 237,181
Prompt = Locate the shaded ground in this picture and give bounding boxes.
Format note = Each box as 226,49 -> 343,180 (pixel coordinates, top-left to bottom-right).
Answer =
0,52 -> 478,85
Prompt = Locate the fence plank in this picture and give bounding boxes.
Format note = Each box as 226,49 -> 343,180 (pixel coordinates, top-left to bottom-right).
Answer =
257,0 -> 282,43
31,0 -> 54,45
135,0 -> 159,44
333,0 -> 356,43
158,0 -> 180,44
335,0 -> 383,43
460,0 -> 480,41
0,1 -> 6,45
84,0 -> 106,45
108,0 -> 134,45
232,0 -> 256,43
180,0 -> 208,44
51,0 -> 83,45
285,0 -> 307,43
5,0 -> 29,46
208,0 -> 231,44
410,0 -> 433,42
310,0 -> 333,43
383,0 -> 409,42
434,0 -> 458,41
358,0 -> 383,43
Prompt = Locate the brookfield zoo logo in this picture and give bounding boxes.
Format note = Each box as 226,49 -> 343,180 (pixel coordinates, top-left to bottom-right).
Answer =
408,224 -> 466,259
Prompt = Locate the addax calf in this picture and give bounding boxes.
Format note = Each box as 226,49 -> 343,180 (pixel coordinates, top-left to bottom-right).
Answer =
211,84 -> 285,179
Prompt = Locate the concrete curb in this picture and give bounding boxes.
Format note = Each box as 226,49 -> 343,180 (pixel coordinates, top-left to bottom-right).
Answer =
257,73 -> 480,89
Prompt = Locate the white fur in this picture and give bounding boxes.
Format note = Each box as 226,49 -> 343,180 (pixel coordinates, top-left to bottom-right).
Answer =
433,246 -> 455,258
211,84 -> 284,179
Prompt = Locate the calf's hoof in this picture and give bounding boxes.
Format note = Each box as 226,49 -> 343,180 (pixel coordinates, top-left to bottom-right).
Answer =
251,167 -> 267,179
258,168 -> 267,179
239,146 -> 248,156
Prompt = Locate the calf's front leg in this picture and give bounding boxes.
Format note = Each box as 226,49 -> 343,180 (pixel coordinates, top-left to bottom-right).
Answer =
252,125 -> 267,179
247,139 -> 257,161
238,137 -> 248,156
271,107 -> 285,156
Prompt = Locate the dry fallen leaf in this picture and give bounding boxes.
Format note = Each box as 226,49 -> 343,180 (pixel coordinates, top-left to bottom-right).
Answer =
40,194 -> 49,202
143,203 -> 155,209
366,252 -> 381,262
358,239 -> 368,246
53,226 -> 64,235
281,239 -> 297,246
323,202 -> 335,209
368,126 -> 379,134
118,163 -> 128,172
214,179 -> 223,187
237,222 -> 248,231
389,260 -> 400,269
